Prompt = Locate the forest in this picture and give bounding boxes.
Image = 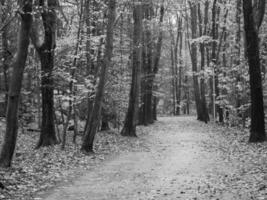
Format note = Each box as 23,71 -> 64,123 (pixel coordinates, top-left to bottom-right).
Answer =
0,0 -> 267,199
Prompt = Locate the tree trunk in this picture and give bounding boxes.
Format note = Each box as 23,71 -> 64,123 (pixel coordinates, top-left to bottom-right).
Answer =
62,0 -> 84,150
140,2 -> 154,125
37,50 -> 57,147
0,0 -> 32,168
235,0 -> 242,112
0,0 -> 10,113
177,18 -> 183,117
152,4 -> 164,120
140,2 -> 164,125
81,0 -> 116,153
169,19 -> 177,115
189,1 -> 202,121
198,2 -> 209,123
121,2 -> 142,137
243,0 -> 266,142
35,0 -> 58,148
210,0 -> 217,118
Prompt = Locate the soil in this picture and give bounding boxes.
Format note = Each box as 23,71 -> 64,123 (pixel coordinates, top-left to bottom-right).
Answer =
39,117 -> 267,200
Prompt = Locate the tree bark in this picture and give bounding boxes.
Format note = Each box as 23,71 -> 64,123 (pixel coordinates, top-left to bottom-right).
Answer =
34,0 -> 58,148
0,0 -> 10,113
197,2 -> 209,123
81,0 -> 116,153
121,2 -> 142,137
169,19 -> 177,115
140,2 -> 164,125
189,1 -> 202,121
235,0 -> 242,112
0,0 -> 32,168
177,17 -> 183,117
142,2 -> 154,125
243,0 -> 266,142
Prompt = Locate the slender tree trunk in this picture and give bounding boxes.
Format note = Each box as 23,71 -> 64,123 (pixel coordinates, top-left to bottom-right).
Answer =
140,2 -> 154,125
235,0 -> 242,113
62,0 -> 84,150
243,0 -> 266,142
0,0 -> 32,168
152,4 -> 164,120
173,16 -> 180,116
81,0 -> 116,153
177,18 -> 183,117
210,0 -> 217,118
121,2 -> 142,137
169,19 -> 176,115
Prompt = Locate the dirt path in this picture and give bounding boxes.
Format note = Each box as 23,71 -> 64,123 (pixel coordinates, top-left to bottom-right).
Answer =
40,117 -> 263,200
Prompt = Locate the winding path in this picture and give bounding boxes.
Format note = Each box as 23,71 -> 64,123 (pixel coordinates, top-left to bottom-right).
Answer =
41,117 -> 255,200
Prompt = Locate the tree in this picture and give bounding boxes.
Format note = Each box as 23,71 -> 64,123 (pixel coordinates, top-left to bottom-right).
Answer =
0,0 -> 11,111
197,1 -> 210,123
243,0 -> 266,142
0,0 -> 33,167
189,1 -> 203,122
139,1 -> 164,125
31,0 -> 58,148
121,1 -> 142,137
81,0 -> 116,153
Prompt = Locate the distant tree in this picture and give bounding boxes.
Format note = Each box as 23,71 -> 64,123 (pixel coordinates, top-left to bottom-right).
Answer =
0,0 -> 33,167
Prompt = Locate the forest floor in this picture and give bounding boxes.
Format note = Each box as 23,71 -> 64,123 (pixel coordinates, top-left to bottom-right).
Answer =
39,117 -> 267,200
1,116 -> 267,200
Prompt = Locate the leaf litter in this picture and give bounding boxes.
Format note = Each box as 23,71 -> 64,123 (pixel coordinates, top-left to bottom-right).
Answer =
0,117 -> 266,200
0,124 -> 149,200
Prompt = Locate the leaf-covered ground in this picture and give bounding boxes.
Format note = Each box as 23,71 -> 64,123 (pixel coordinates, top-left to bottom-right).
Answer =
1,116 -> 267,200
36,117 -> 267,200
0,123 -> 148,200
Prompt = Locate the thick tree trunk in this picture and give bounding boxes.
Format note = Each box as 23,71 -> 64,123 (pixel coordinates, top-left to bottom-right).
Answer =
121,2 -> 142,137
139,2 -> 154,125
35,0 -> 58,148
198,2 -> 209,123
0,0 -> 10,113
243,0 -> 266,142
81,0 -> 116,153
37,51 -> 57,147
189,2 -> 202,121
0,0 -> 32,168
